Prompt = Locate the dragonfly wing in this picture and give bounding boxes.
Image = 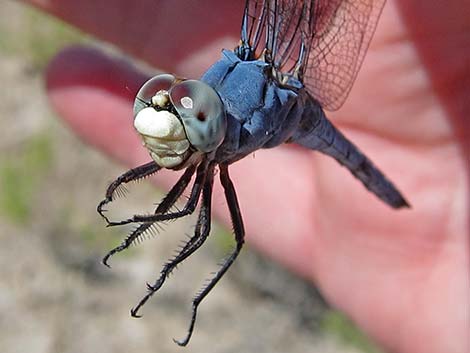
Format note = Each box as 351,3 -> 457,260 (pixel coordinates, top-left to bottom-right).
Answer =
241,0 -> 311,71
241,0 -> 386,111
304,0 -> 386,110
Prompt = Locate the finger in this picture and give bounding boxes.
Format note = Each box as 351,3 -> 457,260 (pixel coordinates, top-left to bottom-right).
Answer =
26,0 -> 243,76
46,46 -> 147,164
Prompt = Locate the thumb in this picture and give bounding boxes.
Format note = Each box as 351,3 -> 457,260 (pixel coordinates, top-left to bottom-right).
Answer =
46,46 -> 148,165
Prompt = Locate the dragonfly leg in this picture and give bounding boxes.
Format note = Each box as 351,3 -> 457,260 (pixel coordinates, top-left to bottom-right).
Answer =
292,42 -> 306,81
97,161 -> 161,224
107,160 -> 209,227
174,165 -> 245,347
102,165 -> 197,268
131,163 -> 216,318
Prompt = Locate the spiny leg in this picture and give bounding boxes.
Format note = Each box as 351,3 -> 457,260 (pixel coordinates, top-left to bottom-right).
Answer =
175,164 -> 245,346
97,161 -> 160,223
144,163 -> 216,292
131,163 -> 216,318
107,160 -> 211,227
103,159 -> 210,265
102,164 -> 197,267
150,165 -> 215,291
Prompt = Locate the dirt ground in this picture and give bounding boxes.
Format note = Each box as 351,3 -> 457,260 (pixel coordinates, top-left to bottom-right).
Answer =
0,2 -> 383,353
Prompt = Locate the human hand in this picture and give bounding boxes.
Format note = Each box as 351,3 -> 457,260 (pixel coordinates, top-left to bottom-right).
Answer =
24,1 -> 469,352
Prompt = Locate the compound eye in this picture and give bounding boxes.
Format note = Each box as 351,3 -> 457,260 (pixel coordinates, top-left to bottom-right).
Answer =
134,74 -> 176,115
170,80 -> 226,152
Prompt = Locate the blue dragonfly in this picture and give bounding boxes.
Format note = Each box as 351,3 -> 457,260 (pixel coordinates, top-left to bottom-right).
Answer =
97,0 -> 409,345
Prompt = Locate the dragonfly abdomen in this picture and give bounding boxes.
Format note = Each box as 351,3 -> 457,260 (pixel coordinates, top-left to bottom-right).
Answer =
292,100 -> 409,209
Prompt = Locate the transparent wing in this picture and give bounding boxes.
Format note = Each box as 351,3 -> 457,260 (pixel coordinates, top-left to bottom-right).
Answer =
241,0 -> 386,111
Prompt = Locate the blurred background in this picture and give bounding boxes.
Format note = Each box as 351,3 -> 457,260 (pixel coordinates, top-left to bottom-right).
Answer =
0,1 -> 386,352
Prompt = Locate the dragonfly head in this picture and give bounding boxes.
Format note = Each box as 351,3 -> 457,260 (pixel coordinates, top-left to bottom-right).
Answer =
133,74 -> 227,169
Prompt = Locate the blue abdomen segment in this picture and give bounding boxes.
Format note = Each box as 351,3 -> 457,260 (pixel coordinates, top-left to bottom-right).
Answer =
292,99 -> 409,208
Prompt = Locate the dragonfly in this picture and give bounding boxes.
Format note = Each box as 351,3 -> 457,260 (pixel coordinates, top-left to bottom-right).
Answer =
97,0 -> 409,346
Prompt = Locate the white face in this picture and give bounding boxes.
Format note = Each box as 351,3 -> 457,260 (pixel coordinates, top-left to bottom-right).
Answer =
134,107 -> 190,168
133,74 -> 227,169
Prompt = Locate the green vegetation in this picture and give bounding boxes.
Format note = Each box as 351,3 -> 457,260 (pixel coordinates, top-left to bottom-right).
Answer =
80,222 -> 126,252
321,310 -> 384,353
0,133 -> 53,223
213,224 -> 235,254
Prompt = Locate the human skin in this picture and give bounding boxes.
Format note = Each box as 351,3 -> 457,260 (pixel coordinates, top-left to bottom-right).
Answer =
23,1 -> 469,352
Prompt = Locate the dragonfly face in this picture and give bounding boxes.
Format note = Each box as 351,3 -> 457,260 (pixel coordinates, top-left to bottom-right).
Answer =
133,74 -> 227,169
98,0 -> 408,346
